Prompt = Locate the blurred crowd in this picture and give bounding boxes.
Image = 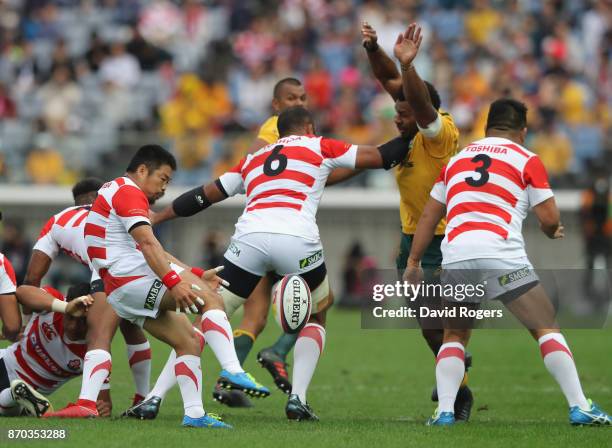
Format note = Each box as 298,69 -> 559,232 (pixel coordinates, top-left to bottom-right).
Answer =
0,0 -> 609,187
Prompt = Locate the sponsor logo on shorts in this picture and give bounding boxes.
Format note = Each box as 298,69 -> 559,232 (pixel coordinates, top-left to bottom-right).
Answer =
228,242 -> 241,257
299,250 -> 322,269
498,267 -> 531,287
144,280 -> 163,310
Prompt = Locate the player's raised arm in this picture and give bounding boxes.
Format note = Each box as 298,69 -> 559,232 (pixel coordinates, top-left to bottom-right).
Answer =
16,285 -> 94,317
362,21 -> 403,100
393,23 -> 438,129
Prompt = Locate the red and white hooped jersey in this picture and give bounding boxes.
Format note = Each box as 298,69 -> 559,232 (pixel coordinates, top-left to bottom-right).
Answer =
1,286 -> 86,395
430,137 -> 554,263
219,134 -> 357,240
33,205 -> 92,267
0,252 -> 16,295
84,177 -> 151,295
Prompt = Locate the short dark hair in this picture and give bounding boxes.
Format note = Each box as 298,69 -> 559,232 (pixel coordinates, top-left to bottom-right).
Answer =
72,177 -> 104,201
485,98 -> 528,132
277,106 -> 314,137
126,144 -> 177,173
66,283 -> 91,302
396,81 -> 441,110
273,77 -> 302,99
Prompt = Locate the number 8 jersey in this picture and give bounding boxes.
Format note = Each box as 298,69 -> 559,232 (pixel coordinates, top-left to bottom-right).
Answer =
430,137 -> 553,263
219,134 -> 357,241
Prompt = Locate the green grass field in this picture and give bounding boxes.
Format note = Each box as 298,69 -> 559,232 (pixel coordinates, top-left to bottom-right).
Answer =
1,308 -> 610,447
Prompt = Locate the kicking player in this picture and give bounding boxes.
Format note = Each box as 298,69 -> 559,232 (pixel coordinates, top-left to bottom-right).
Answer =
0,250 -> 20,342
137,107 -> 412,421
405,98 -> 611,426
0,283 -> 102,417
81,144 -> 266,428
214,77 -> 310,407
25,179 -> 153,416
329,21 -> 473,419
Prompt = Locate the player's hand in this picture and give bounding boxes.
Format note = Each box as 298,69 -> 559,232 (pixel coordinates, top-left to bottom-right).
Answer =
201,265 -> 230,290
96,399 -> 112,417
393,23 -> 423,66
65,294 -> 95,317
171,281 -> 202,314
361,21 -> 378,51
402,259 -> 423,285
552,223 -> 565,239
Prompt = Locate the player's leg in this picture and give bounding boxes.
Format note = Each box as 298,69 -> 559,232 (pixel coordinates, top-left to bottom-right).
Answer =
285,262 -> 330,421
119,319 -> 151,405
45,283 -> 119,418
504,283 -> 611,425
143,306 -> 230,428
235,276 -> 272,365
427,302 -> 476,426
401,234 -> 474,420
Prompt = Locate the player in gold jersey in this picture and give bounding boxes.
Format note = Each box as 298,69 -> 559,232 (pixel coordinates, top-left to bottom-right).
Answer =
360,21 -> 474,420
213,78 -> 309,407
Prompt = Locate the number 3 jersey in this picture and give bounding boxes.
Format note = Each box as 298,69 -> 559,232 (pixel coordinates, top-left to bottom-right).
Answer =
219,134 -> 357,241
430,137 -> 553,263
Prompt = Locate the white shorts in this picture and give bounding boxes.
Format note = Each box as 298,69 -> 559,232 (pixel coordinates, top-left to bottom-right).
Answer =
441,257 -> 539,303
107,263 -> 184,328
224,233 -> 325,277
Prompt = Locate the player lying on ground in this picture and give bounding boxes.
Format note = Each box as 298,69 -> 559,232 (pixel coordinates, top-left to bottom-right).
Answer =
0,250 -> 20,343
405,98 -> 611,426
81,145 -> 267,428
125,106 -> 413,421
0,284 -> 110,417
25,178 -> 153,418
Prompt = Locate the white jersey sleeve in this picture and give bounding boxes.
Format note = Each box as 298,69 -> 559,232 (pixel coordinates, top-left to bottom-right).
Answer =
33,216 -> 60,259
320,137 -> 358,169
523,155 -> 554,207
430,165 -> 447,204
0,253 -> 17,295
218,157 -> 247,197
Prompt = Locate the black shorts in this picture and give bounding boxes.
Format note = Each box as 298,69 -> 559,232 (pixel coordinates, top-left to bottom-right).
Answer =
220,257 -> 327,299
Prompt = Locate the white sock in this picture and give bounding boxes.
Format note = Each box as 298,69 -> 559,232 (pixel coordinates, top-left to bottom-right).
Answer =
0,388 -> 19,416
79,349 -> 111,403
200,309 -> 242,374
127,341 -> 152,401
174,355 -> 205,418
146,328 -> 206,401
539,333 -> 589,409
291,323 -> 326,403
147,350 -> 177,401
436,342 -> 465,413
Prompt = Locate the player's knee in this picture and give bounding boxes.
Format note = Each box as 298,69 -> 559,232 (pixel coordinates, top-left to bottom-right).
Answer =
444,328 -> 470,345
119,319 -> 147,345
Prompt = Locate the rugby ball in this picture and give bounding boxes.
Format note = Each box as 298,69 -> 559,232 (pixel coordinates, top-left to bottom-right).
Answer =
272,275 -> 312,334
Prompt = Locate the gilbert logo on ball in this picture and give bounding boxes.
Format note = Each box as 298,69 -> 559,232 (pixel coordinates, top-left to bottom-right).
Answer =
272,275 -> 312,334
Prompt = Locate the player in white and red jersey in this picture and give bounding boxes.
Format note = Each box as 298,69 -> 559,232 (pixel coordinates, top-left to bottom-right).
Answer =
0,251 -> 20,342
76,144 -> 266,428
0,283 -> 98,417
147,106 -> 412,421
24,179 -> 153,418
405,98 -> 611,426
